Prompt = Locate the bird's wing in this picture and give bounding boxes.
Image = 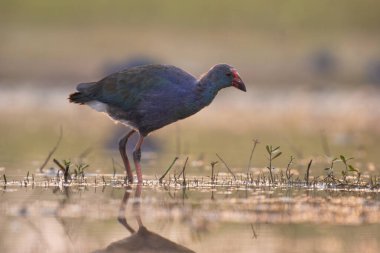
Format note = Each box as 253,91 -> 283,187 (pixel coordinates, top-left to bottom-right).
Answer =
91,65 -> 196,111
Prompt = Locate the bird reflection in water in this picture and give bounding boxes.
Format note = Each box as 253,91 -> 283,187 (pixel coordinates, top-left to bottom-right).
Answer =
93,185 -> 195,253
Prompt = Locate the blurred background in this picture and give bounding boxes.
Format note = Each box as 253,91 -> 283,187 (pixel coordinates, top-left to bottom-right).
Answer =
1,0 -> 380,176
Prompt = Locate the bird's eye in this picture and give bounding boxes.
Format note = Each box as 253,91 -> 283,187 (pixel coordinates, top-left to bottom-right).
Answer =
226,73 -> 232,77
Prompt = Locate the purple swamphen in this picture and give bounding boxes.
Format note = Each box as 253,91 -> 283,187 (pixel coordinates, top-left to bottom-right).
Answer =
69,64 -> 246,183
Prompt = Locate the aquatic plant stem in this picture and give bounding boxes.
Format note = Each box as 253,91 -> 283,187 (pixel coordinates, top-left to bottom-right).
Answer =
306,160 -> 312,186
159,157 -> 178,183
216,153 -> 236,180
39,126 -> 63,173
247,139 -> 260,173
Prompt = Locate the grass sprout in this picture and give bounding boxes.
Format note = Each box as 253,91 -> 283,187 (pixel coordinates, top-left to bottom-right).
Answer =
266,145 -> 282,183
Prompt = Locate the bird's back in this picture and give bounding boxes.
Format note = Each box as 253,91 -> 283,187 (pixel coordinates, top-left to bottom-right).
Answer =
69,64 -> 201,135
74,65 -> 194,108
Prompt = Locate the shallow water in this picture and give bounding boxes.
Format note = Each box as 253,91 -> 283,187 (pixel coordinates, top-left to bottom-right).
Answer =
1,87 -> 380,253
1,176 -> 379,253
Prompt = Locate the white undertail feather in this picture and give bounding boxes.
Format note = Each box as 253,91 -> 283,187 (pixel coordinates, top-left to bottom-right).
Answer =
86,101 -> 138,130
87,101 -> 108,113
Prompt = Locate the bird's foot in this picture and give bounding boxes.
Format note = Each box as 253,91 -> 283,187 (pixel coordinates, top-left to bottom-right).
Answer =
124,175 -> 134,184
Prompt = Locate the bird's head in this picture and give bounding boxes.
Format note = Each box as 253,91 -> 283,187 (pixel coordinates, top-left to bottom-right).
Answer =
201,64 -> 246,92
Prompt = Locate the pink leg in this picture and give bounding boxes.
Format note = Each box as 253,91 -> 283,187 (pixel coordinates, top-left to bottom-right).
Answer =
119,130 -> 136,183
132,134 -> 144,184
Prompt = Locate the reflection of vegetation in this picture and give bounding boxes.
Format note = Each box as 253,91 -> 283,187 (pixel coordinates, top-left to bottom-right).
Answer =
1,183 -> 379,252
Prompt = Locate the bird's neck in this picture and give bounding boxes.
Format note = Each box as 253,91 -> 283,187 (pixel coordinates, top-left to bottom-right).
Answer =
195,78 -> 219,107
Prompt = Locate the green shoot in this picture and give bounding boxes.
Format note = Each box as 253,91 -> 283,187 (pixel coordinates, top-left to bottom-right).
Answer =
266,145 -> 282,183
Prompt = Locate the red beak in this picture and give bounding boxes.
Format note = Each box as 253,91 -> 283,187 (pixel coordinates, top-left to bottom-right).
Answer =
232,70 -> 246,92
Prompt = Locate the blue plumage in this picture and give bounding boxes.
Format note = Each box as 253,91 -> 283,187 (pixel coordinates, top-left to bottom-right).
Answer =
69,63 -> 246,183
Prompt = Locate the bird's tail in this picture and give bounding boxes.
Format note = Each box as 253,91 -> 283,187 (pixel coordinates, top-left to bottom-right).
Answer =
69,82 -> 97,104
68,92 -> 92,104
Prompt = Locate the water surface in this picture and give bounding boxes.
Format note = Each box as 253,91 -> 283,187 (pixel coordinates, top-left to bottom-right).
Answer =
1,176 -> 379,253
